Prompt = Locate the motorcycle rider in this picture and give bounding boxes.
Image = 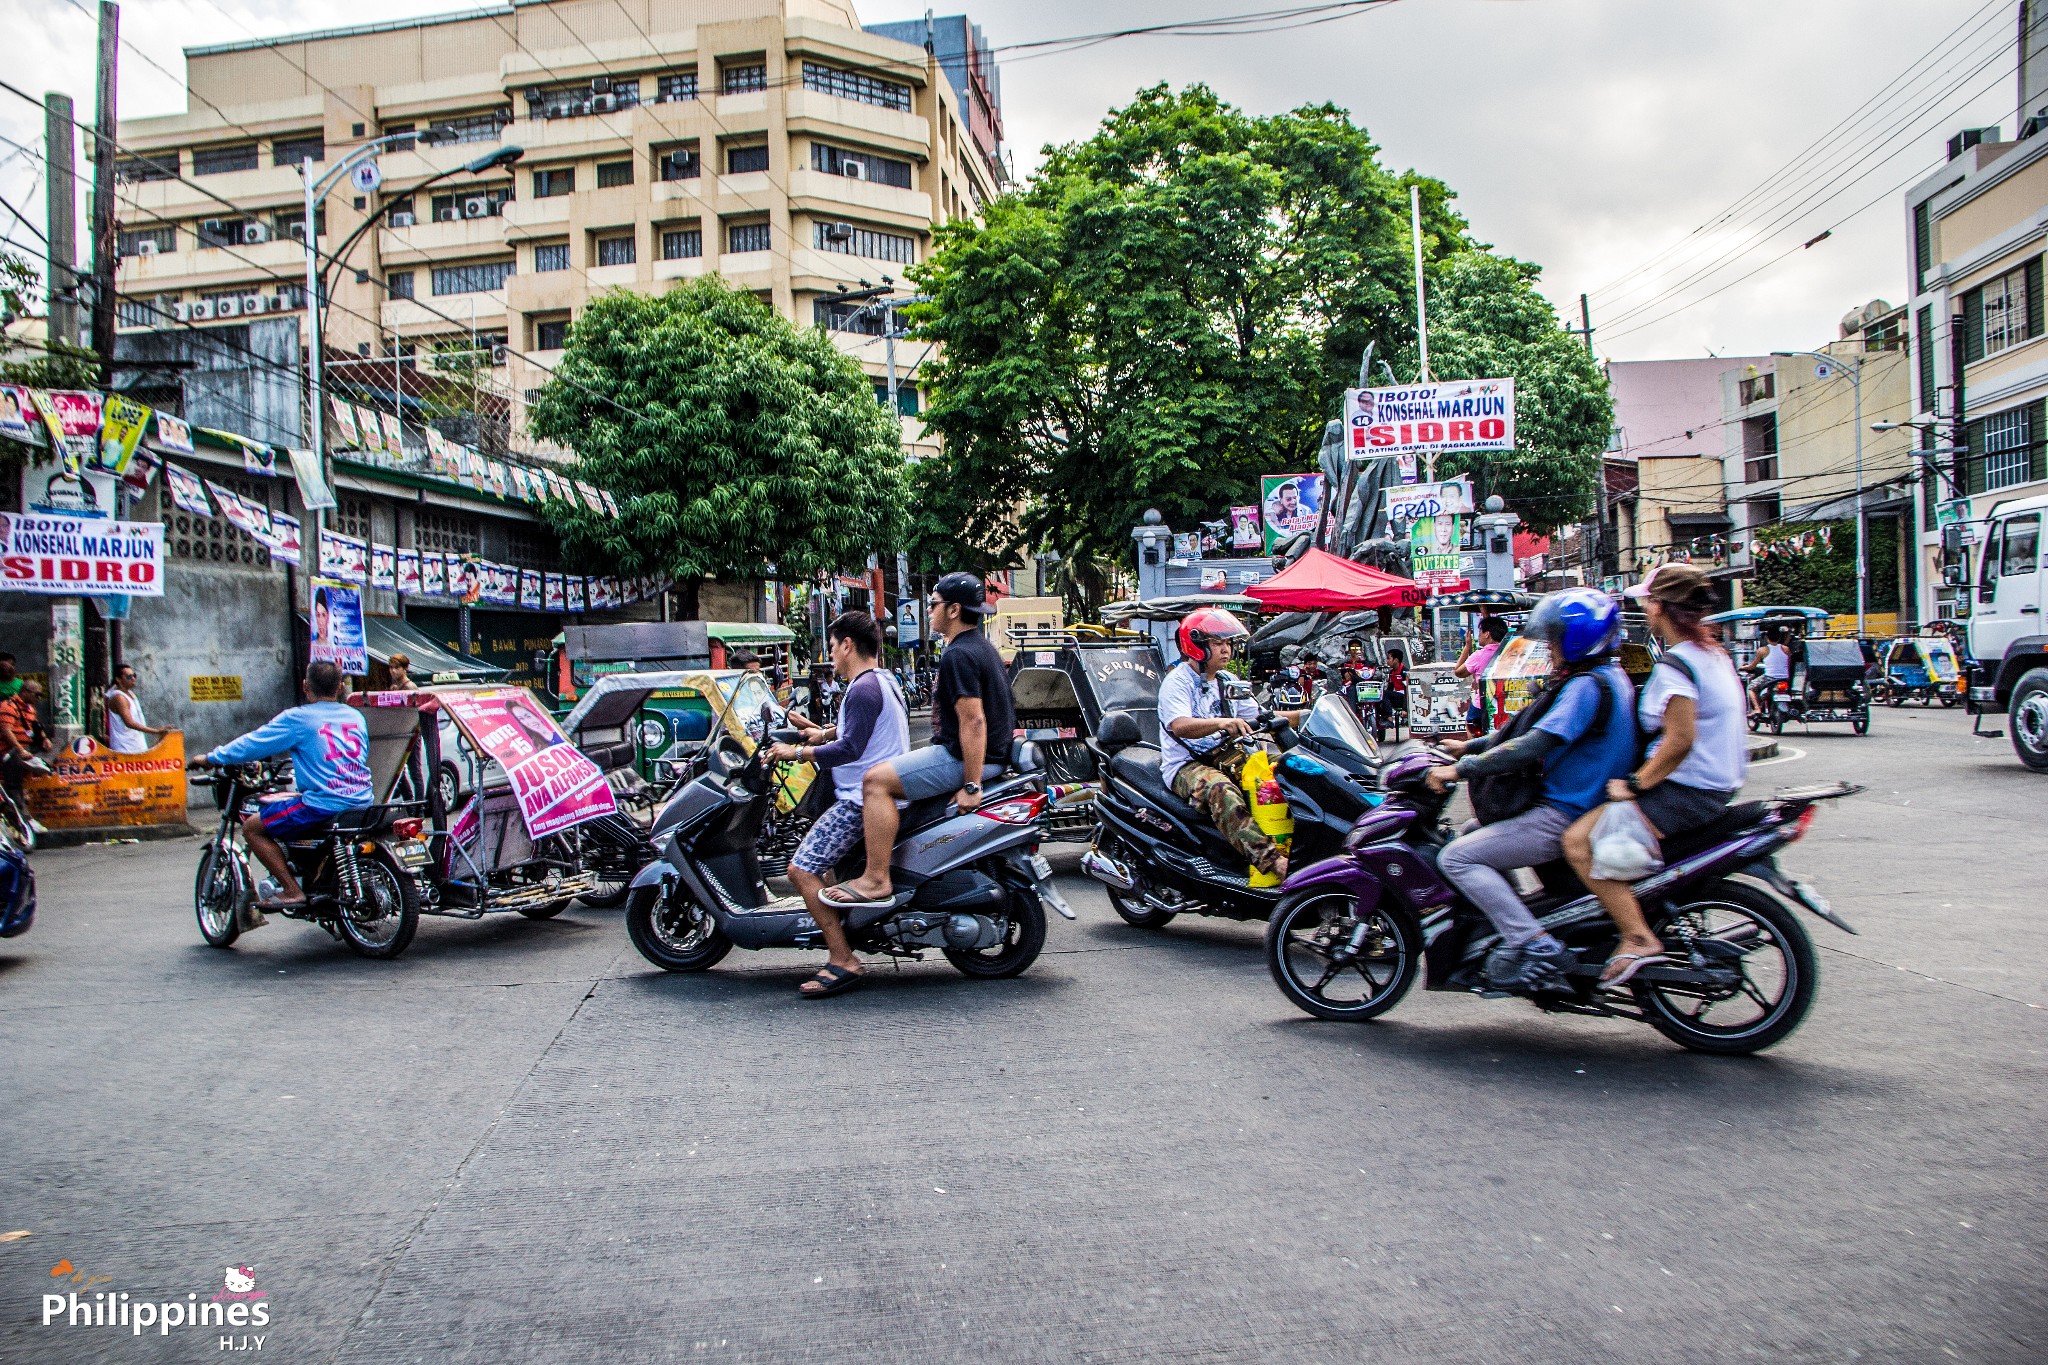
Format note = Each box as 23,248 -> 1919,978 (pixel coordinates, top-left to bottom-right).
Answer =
1158,609 -> 1303,882
201,660 -> 373,914
1426,590 -> 1637,989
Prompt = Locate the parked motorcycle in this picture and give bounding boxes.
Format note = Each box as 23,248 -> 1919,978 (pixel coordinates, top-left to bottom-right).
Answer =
1080,694 -> 1382,927
190,759 -> 427,959
1263,746 -> 1860,1055
625,719 -> 1075,979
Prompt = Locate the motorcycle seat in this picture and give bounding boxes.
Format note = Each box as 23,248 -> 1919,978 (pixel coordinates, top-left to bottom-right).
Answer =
577,739 -> 637,772
1106,745 -> 1206,829
1657,800 -> 1768,863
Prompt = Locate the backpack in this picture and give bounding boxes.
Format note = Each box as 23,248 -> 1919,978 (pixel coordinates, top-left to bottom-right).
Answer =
1636,650 -> 1698,761
1467,666 -> 1618,825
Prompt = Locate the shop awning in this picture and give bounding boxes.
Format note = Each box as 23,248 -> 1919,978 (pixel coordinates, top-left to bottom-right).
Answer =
704,622 -> 795,646
1243,549 -> 1428,612
365,615 -> 507,681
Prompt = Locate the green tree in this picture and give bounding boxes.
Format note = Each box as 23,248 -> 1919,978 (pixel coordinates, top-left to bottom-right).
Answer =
0,248 -> 97,392
528,278 -> 905,612
1749,519 -> 1899,615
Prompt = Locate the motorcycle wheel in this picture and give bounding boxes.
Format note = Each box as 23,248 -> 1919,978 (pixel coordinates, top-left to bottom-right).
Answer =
1265,890 -> 1419,1022
943,886 -> 1046,979
1885,693 -> 1904,708
193,844 -> 247,949
1852,708 -> 1870,735
625,880 -> 732,972
1634,879 -> 1816,1055
1109,885 -> 1176,929
337,856 -> 420,959
1769,713 -> 1785,736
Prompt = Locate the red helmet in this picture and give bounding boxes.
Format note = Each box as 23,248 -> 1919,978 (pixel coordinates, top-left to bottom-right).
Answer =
1177,608 -> 1249,665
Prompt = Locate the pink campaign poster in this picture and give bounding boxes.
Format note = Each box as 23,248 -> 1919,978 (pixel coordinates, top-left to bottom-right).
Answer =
440,689 -> 616,837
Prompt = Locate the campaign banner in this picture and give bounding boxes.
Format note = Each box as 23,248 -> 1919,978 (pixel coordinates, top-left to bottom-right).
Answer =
1405,663 -> 1470,737
1408,513 -> 1468,593
310,578 -> 367,673
483,560 -> 516,605
31,389 -> 102,470
421,552 -> 446,597
318,528 -> 368,585
23,731 -> 188,831
163,464 -> 212,516
519,569 -> 542,610
330,398 -> 362,449
543,573 -> 566,611
377,410 -> 404,456
396,548 -> 421,595
1345,378 -> 1515,460
96,396 -> 152,475
454,555 -> 483,604
1383,479 -> 1475,523
0,513 -> 164,595
269,511 -> 303,566
1229,505 -> 1262,550
370,544 -> 396,590
152,411 -> 194,455
206,482 -> 274,542
0,386 -> 38,443
440,688 -> 617,838
1260,473 -> 1322,552
575,480 -> 605,513
123,447 -> 161,497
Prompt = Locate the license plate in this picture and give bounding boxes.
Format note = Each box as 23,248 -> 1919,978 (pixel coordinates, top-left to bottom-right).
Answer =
1028,853 -> 1055,881
391,839 -> 431,869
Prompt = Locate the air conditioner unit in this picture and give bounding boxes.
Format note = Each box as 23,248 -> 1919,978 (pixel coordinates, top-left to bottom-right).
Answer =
490,343 -> 508,366
825,221 -> 854,241
463,196 -> 490,218
591,75 -> 612,93
286,221 -> 307,242
242,223 -> 271,244
241,293 -> 263,314
134,239 -> 160,256
438,207 -> 460,222
189,299 -> 215,320
214,296 -> 240,318
171,302 -> 193,321
592,93 -> 617,113
264,293 -> 287,312
200,219 -> 226,241
389,211 -> 416,228
842,160 -> 867,181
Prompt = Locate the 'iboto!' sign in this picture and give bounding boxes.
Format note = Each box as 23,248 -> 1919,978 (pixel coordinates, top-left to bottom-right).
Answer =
1345,378 -> 1515,458
0,513 -> 164,595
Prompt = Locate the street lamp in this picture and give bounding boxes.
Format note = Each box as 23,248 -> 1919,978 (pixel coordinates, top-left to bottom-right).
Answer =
1773,349 -> 1866,635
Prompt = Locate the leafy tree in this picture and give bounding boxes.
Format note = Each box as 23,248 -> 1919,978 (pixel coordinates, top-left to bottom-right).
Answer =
1749,519 -> 1899,615
0,248 -> 98,391
907,84 -> 1610,577
529,278 -> 904,613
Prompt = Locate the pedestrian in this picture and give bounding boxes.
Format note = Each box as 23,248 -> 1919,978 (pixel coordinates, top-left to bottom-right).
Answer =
384,652 -> 417,691
1,678 -> 53,817
105,662 -> 178,755
0,652 -> 21,701
1455,616 -> 1509,733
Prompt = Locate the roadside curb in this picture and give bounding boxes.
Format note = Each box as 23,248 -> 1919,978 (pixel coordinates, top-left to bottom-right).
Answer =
1748,738 -> 1780,761
35,823 -> 200,850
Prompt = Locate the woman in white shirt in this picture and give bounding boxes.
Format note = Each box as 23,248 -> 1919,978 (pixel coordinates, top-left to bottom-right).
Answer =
1562,563 -> 1751,987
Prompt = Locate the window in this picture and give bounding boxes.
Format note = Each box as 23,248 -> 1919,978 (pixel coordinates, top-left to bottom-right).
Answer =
526,81 -> 640,121
873,381 -> 919,416
382,122 -> 415,152
387,270 -> 415,300
384,196 -> 415,223
415,509 -> 480,555
1916,305 -> 1935,411
661,227 -> 702,260
117,226 -> 177,256
1963,258 -> 2044,364
726,144 -> 770,174
597,160 -> 634,188
813,221 -> 915,264
657,72 -> 698,103
116,296 -> 176,329
727,221 -> 772,254
195,218 -> 254,249
595,234 -> 636,267
431,260 -> 514,295
426,110 -> 511,145
272,134 -> 324,167
430,184 -> 514,220
532,241 -> 570,273
722,62 -> 767,94
1737,372 -> 1774,406
115,153 -> 178,183
656,145 -> 701,180
810,142 -> 913,189
534,317 -> 570,350
533,167 -> 575,198
267,208 -> 324,243
1982,407 -> 2032,490
1742,412 -> 1778,483
1913,199 -> 1932,294
190,142 -> 259,175
2000,515 -> 2040,578
801,62 -> 911,112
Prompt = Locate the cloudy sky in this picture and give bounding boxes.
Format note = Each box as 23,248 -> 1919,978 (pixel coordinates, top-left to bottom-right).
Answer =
1,0 -> 2027,361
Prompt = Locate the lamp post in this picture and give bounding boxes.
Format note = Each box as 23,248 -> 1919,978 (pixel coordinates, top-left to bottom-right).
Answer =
1774,348 -> 1865,635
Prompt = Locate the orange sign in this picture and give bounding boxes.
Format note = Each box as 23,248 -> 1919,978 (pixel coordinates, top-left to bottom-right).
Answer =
24,732 -> 189,830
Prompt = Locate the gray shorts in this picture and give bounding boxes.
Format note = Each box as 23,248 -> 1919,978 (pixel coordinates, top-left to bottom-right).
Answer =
890,744 -> 1006,801
1635,781 -> 1735,838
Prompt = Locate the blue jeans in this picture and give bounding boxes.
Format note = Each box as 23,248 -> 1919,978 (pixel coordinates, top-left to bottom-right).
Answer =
890,745 -> 1005,801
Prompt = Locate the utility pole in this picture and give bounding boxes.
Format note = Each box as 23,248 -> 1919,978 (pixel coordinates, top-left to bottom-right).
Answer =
89,1 -> 120,387
44,94 -> 78,347
1409,184 -> 1429,384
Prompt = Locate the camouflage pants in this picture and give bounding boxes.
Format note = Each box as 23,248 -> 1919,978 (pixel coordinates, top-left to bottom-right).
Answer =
1171,761 -> 1281,874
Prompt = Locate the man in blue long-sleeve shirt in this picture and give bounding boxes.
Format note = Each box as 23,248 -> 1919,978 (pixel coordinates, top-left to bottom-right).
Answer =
203,660 -> 373,911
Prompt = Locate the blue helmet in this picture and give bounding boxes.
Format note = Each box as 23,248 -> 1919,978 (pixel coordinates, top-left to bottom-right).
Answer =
1524,588 -> 1622,663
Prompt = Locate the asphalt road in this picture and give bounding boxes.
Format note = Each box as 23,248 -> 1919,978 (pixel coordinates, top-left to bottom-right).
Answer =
2,705 -> 2044,1364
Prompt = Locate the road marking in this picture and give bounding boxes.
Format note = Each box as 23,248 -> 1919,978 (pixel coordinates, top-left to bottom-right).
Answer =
1751,746 -> 1806,766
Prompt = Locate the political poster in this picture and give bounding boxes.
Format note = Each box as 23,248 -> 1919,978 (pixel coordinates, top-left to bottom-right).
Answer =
1405,663 -> 1471,738
318,528 -> 368,585
370,544 -> 397,590
377,410 -> 404,456
163,464 -> 213,516
1260,473 -> 1322,552
454,555 -> 483,605
151,411 -> 194,455
1229,505 -> 1262,550
122,447 -> 161,497
396,548 -> 421,595
289,446 -> 335,511
1408,513 -> 1469,592
30,389 -> 102,470
96,396 -> 152,475
1344,379 -> 1515,463
1172,532 -> 1201,561
309,578 -> 367,674
543,573 -> 566,612
206,483 -> 273,542
1383,479 -> 1475,523
0,513 -> 165,596
439,688 -> 617,838
269,511 -> 302,566
420,552 -> 446,597
29,467 -> 115,519
0,386 -> 37,443
519,569 -> 542,610
23,731 -> 188,831
330,398 -> 362,449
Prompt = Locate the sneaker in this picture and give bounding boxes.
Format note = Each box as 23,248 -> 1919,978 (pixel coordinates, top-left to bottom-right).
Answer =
1484,935 -> 1576,992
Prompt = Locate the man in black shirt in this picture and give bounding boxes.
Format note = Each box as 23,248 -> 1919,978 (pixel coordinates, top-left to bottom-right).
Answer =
824,572 -> 1015,905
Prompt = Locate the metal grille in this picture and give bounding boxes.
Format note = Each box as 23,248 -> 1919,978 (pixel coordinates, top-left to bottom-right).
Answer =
801,62 -> 910,112
163,472 -> 270,568
416,510 -> 480,555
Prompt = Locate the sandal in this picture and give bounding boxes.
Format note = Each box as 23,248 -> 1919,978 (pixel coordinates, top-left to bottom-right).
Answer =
821,884 -> 893,906
799,963 -> 865,998
1599,951 -> 1671,990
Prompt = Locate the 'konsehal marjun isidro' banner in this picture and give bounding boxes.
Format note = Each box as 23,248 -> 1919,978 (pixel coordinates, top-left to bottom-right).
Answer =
1344,378 -> 1515,459
0,513 -> 165,595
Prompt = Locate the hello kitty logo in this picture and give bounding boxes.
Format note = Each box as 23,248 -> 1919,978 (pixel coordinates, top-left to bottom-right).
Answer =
213,1267 -> 265,1302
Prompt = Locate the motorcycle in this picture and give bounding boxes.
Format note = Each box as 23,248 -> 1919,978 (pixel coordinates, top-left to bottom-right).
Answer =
1080,693 -> 1382,927
624,716 -> 1076,979
1263,746 -> 1860,1055
189,759 -> 426,959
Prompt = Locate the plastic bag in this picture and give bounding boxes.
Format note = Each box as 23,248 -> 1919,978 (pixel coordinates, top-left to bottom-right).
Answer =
1590,800 -> 1663,881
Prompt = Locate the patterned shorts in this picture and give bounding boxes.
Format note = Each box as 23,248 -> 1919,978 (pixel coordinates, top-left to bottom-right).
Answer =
791,799 -> 866,876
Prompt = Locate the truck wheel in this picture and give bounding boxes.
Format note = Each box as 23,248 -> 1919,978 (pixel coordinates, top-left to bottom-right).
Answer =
2010,668 -> 2048,773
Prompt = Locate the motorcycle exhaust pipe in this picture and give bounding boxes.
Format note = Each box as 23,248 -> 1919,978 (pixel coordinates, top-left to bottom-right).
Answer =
1080,846 -> 1136,891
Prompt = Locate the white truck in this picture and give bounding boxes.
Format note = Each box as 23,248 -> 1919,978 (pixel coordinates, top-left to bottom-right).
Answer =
1951,490 -> 2048,770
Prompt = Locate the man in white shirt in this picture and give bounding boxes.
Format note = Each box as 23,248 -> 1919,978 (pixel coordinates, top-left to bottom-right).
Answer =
1157,610 -> 1299,880
105,663 -> 177,755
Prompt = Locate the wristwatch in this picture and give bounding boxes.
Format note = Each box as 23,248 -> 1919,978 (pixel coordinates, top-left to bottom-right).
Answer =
1624,772 -> 1644,793
962,781 -> 982,795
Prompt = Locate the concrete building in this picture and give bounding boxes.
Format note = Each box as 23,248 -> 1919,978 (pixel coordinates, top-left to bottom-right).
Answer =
1605,356 -> 1769,576
108,0 -> 1005,461
1903,16 -> 2048,624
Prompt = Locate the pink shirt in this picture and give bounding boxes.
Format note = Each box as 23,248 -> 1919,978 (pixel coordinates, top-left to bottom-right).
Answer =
1464,641 -> 1501,695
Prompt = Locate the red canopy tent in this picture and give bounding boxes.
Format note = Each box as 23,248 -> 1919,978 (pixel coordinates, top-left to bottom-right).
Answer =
1243,548 -> 1428,612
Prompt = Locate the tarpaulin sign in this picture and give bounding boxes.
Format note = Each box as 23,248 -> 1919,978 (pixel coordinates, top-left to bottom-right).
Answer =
1346,379 -> 1515,460
30,390 -> 103,471
441,688 -> 617,837
310,578 -> 367,673
96,396 -> 152,474
24,732 -> 188,830
1260,474 -> 1322,552
0,513 -> 165,595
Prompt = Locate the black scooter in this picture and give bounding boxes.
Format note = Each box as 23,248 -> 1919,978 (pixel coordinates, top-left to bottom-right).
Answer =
1080,694 -> 1382,927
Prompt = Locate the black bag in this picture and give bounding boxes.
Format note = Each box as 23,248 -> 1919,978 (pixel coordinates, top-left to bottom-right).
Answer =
1467,669 -> 1616,826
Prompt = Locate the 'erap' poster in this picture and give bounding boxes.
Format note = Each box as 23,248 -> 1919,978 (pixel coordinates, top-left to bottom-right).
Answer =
441,688 -> 617,837
1260,474 -> 1322,552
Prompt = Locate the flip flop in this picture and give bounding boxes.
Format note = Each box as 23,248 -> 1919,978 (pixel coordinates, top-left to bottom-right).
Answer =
1599,951 -> 1671,990
821,885 -> 893,906
800,964 -> 864,998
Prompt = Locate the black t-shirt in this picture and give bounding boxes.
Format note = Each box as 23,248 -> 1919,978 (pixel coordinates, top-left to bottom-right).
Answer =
934,627 -> 1015,763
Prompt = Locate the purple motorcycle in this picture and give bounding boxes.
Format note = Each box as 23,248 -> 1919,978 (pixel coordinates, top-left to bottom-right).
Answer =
1263,748 -> 1859,1055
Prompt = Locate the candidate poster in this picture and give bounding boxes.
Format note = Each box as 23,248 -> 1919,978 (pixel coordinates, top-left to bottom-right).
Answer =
96,396 -> 152,475
396,548 -> 421,595
151,411 -> 194,455
0,386 -> 37,443
163,464 -> 213,516
269,511 -> 302,566
0,513 -> 164,596
309,578 -> 367,674
31,389 -> 102,470
454,555 -> 483,605
421,552 -> 446,597
23,730 -> 188,831
440,688 -> 617,838
1260,473 -> 1322,552
519,569 -> 543,610
318,528 -> 368,585
207,482 -> 273,542
330,398 -> 362,449
1229,505 -> 1262,550
377,410 -> 404,456
1344,378 -> 1515,462
543,573 -> 566,612
370,544 -> 397,590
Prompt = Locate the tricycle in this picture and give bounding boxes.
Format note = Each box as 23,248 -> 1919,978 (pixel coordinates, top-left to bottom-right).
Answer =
1753,637 -> 1873,736
1006,627 -> 1168,842
1875,635 -> 1962,707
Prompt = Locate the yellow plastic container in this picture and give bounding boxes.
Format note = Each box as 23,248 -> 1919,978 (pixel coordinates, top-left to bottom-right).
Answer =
1239,749 -> 1294,887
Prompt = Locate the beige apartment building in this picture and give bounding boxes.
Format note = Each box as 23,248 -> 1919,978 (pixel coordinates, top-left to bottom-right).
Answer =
109,0 -> 1007,460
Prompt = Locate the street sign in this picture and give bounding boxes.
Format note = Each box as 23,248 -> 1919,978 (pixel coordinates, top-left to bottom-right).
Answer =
349,159 -> 383,194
